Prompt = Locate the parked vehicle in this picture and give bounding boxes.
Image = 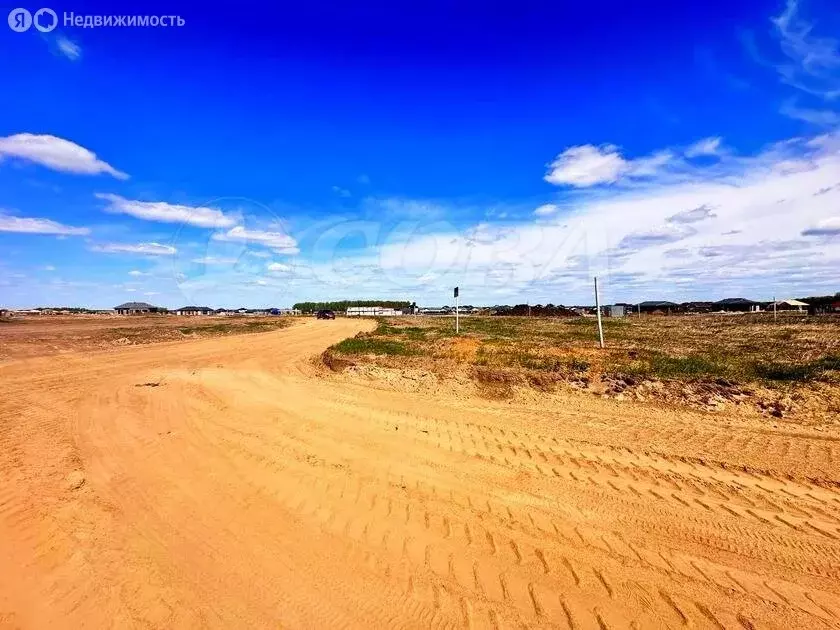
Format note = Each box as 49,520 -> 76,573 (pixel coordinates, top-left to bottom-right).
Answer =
315,310 -> 336,320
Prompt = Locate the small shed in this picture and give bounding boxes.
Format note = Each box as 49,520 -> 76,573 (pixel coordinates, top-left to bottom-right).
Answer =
604,305 -> 625,318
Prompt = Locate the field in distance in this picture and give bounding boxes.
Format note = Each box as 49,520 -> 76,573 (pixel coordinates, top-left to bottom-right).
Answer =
0,314 -> 294,362
324,314 -> 840,424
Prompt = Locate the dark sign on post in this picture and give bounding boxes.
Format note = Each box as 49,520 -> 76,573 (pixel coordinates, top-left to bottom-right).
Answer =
454,287 -> 459,298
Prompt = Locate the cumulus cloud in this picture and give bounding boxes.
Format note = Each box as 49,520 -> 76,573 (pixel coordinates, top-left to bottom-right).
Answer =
300,130 -> 840,303
92,242 -> 177,256
0,134 -> 127,179
544,139 -> 724,188
267,262 -> 291,272
95,193 -> 236,229
0,211 -> 90,235
212,225 -> 299,254
544,145 -> 631,186
128,270 -> 146,276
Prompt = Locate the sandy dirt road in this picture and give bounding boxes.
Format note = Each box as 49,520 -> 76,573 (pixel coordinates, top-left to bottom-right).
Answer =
1,319 -> 839,629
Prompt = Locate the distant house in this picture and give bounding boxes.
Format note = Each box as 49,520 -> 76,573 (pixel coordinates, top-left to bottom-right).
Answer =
681,301 -> 714,314
418,307 -> 452,315
270,308 -> 301,316
637,300 -> 679,314
347,306 -> 402,317
771,299 -> 808,312
714,298 -> 760,312
114,301 -> 163,315
176,306 -> 214,316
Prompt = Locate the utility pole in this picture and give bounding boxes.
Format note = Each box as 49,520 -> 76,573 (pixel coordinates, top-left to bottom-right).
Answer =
638,303 -> 641,319
594,277 -> 605,349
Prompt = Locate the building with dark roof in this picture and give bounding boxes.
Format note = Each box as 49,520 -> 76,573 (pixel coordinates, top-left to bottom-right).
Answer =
176,306 -> 214,316
636,300 -> 679,314
114,302 -> 164,315
714,298 -> 760,312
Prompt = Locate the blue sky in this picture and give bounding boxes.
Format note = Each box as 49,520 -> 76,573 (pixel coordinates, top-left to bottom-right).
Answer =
1,0 -> 839,308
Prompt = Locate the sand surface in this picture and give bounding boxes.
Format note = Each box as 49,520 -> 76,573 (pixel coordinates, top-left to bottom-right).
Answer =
1,318 -> 839,629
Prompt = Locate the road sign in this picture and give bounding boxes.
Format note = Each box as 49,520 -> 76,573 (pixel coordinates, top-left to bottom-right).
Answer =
454,287 -> 459,298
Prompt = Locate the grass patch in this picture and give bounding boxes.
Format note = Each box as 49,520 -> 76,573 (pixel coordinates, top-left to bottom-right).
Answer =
333,336 -> 416,356
753,355 -> 840,382
627,354 -> 727,379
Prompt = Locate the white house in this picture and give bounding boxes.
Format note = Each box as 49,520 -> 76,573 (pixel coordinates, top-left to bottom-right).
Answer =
771,299 -> 808,312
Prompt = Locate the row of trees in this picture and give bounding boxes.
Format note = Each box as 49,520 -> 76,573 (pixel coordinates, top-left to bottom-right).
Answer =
293,300 -> 412,313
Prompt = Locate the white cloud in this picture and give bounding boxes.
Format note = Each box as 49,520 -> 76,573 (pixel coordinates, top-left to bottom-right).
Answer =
667,204 -> 717,224
143,291 -> 159,296
92,242 -> 176,256
128,270 -> 146,276
802,216 -> 840,236
56,37 -> 81,61
544,138 -> 734,188
95,193 -> 236,229
42,265 -> 56,271
332,185 -> 351,198
771,0 -> 840,101
780,99 -> 840,126
0,134 -> 127,179
267,262 -> 291,272
685,137 -> 723,157
0,211 -> 90,235
191,256 -> 238,265
294,130 -> 840,303
544,145 -> 629,186
212,225 -> 299,254
533,204 -> 560,217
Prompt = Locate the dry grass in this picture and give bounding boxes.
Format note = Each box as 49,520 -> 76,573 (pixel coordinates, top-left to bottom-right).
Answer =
326,314 -> 840,415
0,315 -> 296,361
